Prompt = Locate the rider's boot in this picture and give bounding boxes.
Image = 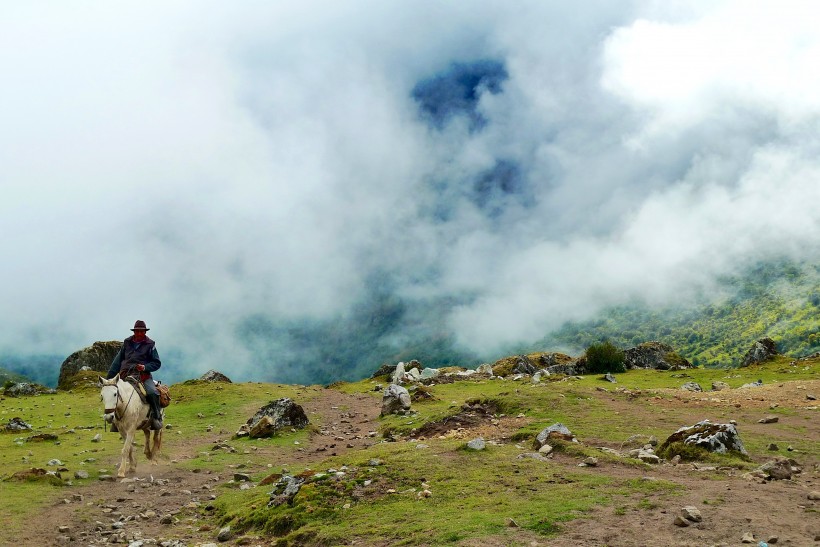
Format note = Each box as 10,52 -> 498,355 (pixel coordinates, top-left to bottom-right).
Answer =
147,393 -> 164,430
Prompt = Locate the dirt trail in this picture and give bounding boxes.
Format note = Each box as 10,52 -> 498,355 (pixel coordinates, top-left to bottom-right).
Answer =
20,388 -> 381,547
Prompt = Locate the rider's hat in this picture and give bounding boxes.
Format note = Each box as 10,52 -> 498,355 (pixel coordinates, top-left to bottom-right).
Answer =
131,320 -> 150,331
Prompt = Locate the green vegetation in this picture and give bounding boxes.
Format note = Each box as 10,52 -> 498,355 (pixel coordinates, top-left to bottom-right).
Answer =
538,262 -> 820,367
0,357 -> 817,545
584,341 -> 626,373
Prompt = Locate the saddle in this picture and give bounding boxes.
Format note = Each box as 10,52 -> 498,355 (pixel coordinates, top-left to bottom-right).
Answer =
122,376 -> 172,407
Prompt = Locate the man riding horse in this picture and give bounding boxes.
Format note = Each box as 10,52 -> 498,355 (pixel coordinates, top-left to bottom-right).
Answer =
106,320 -> 164,430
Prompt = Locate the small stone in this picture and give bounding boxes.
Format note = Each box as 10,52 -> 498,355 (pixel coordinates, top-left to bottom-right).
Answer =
741,532 -> 755,543
758,416 -> 779,424
466,438 -> 486,451
680,506 -> 702,523
91,434 -> 102,443
767,443 -> 779,451
74,470 -> 89,479
583,457 -> 598,467
538,444 -> 553,455
767,536 -> 779,544
233,473 -> 251,482
506,517 -> 520,528
217,525 -> 232,542
673,515 -> 690,527
160,514 -> 174,525
807,394 -> 817,400
807,491 -> 820,500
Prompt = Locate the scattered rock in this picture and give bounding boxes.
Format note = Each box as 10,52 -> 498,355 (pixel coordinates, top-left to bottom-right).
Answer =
4,383 -> 57,397
741,379 -> 763,388
475,364 -> 494,375
659,420 -> 747,456
757,458 -> 799,481
380,384 -> 412,416
711,381 -> 730,391
4,417 -> 32,431
512,355 -> 536,375
807,491 -> 820,500
217,526 -> 232,542
740,337 -> 778,367
681,382 -> 703,392
624,342 -> 692,370
603,373 -> 617,383
533,423 -> 576,450
741,531 -> 756,543
758,415 -> 779,424
680,506 -> 702,522
767,443 -> 779,451
74,470 -> 89,479
466,438 -> 486,451
238,398 -> 309,438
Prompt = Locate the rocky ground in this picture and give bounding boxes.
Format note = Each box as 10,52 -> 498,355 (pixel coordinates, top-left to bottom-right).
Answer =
13,380 -> 820,547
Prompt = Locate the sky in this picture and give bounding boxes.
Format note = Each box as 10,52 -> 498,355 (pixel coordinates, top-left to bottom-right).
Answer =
2,1 -> 819,383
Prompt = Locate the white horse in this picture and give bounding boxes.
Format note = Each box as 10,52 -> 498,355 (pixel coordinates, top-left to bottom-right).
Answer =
99,373 -> 163,478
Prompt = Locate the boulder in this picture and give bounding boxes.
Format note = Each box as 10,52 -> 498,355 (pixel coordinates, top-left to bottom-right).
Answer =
466,437 -> 486,451
711,381 -> 730,391
512,356 -> 536,375
475,364 -> 494,375
392,362 -> 406,384
370,363 -> 397,379
681,382 -> 703,392
740,337 -> 778,367
659,420 -> 747,456
200,370 -> 232,383
757,458 -> 797,480
239,398 -> 308,438
4,417 -> 32,431
381,384 -> 411,416
57,341 -> 122,389
5,383 -> 56,397
544,362 -> 583,376
420,368 -> 440,380
533,423 -> 576,449
537,352 -> 574,368
624,342 -> 692,370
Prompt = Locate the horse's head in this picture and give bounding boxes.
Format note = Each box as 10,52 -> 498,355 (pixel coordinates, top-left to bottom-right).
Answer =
99,373 -> 120,418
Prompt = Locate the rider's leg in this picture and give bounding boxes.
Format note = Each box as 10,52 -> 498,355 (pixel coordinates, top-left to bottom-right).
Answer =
143,379 -> 164,430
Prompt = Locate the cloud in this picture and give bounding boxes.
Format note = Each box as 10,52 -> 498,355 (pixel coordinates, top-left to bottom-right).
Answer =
1,1 -> 818,382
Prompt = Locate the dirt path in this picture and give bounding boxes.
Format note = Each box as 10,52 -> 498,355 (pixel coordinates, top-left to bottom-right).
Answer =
20,388 -> 381,547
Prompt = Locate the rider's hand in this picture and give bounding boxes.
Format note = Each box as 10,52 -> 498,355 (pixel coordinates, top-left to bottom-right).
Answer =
136,364 -> 145,371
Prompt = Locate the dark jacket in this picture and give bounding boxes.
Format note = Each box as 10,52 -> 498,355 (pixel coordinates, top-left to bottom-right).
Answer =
106,335 -> 161,381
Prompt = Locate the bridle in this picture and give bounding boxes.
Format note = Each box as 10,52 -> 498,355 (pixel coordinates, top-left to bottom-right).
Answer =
102,377 -> 138,422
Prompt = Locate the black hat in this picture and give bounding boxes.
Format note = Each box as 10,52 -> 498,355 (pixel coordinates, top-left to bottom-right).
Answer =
131,320 -> 150,331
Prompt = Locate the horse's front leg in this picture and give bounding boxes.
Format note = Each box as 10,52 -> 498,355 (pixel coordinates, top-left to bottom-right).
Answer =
119,430 -> 135,478
143,429 -> 155,462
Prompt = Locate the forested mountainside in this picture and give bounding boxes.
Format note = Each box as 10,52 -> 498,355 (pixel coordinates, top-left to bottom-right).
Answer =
537,262 -> 820,367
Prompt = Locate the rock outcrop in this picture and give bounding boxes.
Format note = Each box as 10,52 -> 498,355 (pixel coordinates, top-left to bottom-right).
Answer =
200,370 -> 232,383
740,337 -> 778,367
4,383 -> 56,397
624,342 -> 692,370
237,398 -> 309,438
659,420 -> 747,456
58,341 -> 122,389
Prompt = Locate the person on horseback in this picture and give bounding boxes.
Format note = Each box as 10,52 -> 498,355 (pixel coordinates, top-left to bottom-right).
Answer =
106,320 -> 164,430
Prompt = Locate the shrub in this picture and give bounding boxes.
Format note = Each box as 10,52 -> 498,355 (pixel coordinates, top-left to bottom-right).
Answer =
585,341 -> 626,373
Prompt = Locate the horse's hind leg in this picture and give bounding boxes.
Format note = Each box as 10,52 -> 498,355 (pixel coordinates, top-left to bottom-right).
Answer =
143,429 -> 157,464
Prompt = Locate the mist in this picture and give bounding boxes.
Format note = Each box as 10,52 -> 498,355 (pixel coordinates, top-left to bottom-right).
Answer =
2,1 -> 819,384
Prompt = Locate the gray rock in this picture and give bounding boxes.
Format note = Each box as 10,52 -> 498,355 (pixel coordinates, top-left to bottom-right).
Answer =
741,531 -> 755,543
47,459 -> 63,466
267,475 -> 305,507
200,370 -> 232,383
4,417 -> 32,431
240,398 -> 309,438
758,415 -> 779,423
681,382 -> 703,392
419,368 -> 440,380
741,379 -> 763,388
57,340 -> 122,389
74,470 -> 89,479
5,383 -> 57,397
624,342 -> 692,370
711,381 -> 730,391
808,491 -> 820,500
475,364 -> 494,375
637,450 -> 660,464
233,473 -> 252,482
659,420 -> 747,455
392,362 -> 406,385
512,356 -> 536,375
603,372 -> 617,383
680,506 -> 702,522
758,459 -> 794,480
91,433 -> 102,443
217,526 -> 232,542
466,438 -> 486,451
673,515 -> 690,527
534,423 -> 575,449
381,384 -> 411,416
740,337 -> 778,367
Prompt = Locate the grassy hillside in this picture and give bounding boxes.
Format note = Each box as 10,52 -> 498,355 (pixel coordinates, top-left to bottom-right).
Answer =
537,262 -> 820,367
1,358 -> 817,545
0,367 -> 29,386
